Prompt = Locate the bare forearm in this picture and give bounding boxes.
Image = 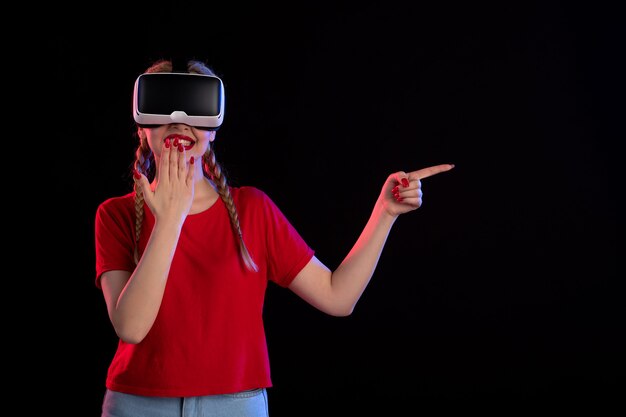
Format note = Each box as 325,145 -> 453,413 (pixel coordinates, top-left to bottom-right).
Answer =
330,200 -> 397,314
111,220 -> 183,342
290,166 -> 453,316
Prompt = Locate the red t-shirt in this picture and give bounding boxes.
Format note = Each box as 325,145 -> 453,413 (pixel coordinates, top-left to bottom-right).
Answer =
94,186 -> 315,397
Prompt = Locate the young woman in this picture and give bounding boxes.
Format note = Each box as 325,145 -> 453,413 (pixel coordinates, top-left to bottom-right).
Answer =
95,58 -> 454,417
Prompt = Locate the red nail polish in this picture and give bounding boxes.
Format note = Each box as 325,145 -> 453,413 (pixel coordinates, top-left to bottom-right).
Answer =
190,156 -> 195,164
178,144 -> 184,152
173,138 -> 179,147
165,138 -> 171,148
133,170 -> 141,180
401,178 -> 409,187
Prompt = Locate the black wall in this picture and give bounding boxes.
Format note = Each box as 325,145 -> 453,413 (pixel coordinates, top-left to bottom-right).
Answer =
44,1 -> 622,415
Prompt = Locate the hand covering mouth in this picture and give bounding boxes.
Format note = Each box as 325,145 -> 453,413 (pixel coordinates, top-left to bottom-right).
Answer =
165,134 -> 196,151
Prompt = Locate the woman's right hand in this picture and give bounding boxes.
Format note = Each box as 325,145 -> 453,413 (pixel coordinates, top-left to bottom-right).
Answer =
134,139 -> 195,224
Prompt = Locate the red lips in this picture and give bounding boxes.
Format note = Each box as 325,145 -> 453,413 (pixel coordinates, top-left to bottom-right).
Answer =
165,134 -> 195,151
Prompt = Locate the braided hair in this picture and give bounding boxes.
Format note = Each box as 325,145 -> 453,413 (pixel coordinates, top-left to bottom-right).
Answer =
132,59 -> 258,272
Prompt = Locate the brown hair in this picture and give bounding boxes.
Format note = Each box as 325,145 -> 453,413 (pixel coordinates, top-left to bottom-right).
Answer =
132,59 -> 258,272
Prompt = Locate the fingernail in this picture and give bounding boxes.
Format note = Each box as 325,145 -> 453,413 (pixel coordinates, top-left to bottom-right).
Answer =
165,138 -> 171,148
401,178 -> 409,187
133,170 -> 141,180
190,156 -> 195,164
173,138 -> 179,147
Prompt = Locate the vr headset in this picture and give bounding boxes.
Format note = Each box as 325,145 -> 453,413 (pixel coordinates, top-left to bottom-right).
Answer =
133,73 -> 225,130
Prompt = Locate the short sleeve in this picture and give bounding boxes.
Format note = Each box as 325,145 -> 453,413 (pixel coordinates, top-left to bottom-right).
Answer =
256,190 -> 315,287
94,196 -> 137,288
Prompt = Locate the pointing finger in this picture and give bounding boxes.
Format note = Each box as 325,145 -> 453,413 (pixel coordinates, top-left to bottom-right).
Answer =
409,163 -> 455,180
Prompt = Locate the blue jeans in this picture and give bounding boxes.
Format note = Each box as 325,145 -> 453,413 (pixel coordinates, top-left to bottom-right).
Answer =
101,388 -> 269,417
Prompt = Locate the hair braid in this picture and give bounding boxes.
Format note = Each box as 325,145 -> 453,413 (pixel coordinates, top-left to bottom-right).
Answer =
132,137 -> 153,264
203,146 -> 259,272
134,58 -> 256,271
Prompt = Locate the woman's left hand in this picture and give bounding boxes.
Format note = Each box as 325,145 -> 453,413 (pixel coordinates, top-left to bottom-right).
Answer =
379,164 -> 455,217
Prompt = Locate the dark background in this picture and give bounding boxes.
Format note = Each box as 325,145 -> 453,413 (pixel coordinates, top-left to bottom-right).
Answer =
45,1 -> 621,415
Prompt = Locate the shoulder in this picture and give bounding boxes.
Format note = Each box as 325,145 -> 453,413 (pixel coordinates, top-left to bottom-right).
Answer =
230,185 -> 284,216
231,186 -> 271,205
96,192 -> 136,219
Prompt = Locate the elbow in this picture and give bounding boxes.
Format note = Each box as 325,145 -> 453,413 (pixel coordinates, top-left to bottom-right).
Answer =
116,327 -> 148,344
329,310 -> 353,318
324,303 -> 356,317
118,332 -> 146,345
111,318 -> 150,344
339,305 -> 356,317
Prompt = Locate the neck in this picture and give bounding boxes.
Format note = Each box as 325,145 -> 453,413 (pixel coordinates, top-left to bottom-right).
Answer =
194,175 -> 219,198
191,176 -> 221,214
